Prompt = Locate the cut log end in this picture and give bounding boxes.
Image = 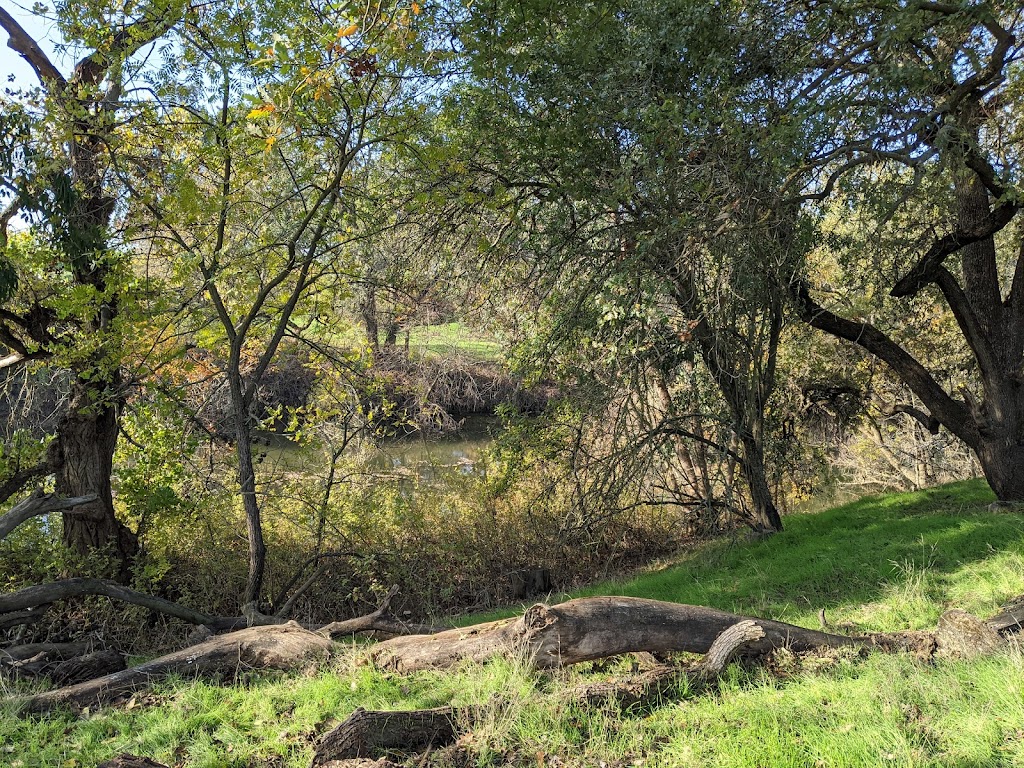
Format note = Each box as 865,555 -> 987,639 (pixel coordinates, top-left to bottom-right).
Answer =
312,706 -> 461,766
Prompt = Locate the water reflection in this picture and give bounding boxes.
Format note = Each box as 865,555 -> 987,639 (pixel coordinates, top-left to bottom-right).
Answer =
367,414 -> 498,482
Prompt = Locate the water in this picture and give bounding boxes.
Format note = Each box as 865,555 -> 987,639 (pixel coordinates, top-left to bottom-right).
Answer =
367,414 -> 499,482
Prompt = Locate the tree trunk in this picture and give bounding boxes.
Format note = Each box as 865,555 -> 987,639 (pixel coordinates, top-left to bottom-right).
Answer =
14,623 -> 332,713
230,374 -> 266,607
56,374 -> 136,579
975,438 -> 1024,500
369,596 -> 855,673
739,434 -> 783,533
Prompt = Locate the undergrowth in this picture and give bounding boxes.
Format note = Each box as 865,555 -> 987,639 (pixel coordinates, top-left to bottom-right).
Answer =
4,479 -> 1024,767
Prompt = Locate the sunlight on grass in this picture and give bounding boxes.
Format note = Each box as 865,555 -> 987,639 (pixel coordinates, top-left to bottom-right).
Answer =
5,479 -> 1024,767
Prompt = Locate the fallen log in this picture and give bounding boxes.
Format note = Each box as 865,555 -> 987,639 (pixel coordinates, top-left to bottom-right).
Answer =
1,640 -> 101,680
1,640 -> 94,662
572,619 -> 767,708
314,622 -> 769,764
12,622 -> 332,713
369,597 -> 855,673
0,608 -> 46,630
97,756 -> 170,768
51,650 -> 126,686
986,593 -> 1024,634
312,706 -> 462,766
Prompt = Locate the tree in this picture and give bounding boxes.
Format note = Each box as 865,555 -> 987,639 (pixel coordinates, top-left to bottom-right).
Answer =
450,0 -> 813,531
0,1 -> 187,575
787,1 -> 1024,499
129,0 -> 443,604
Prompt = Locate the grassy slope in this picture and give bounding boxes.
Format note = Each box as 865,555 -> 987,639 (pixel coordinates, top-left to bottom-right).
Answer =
4,480 -> 1024,768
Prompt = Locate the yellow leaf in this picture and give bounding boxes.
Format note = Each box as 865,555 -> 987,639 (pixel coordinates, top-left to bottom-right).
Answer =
265,133 -> 278,150
247,103 -> 275,119
337,23 -> 359,38
412,1 -> 421,13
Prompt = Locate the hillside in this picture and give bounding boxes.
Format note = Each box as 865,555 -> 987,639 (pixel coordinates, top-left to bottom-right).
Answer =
4,480 -> 1024,767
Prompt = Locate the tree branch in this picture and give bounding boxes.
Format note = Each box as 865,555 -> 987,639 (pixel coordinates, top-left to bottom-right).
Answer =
890,202 -> 1020,297
0,489 -> 94,541
0,4 -> 66,87
792,279 -> 978,446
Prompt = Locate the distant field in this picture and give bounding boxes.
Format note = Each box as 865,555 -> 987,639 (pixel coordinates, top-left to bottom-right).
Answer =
406,322 -> 502,363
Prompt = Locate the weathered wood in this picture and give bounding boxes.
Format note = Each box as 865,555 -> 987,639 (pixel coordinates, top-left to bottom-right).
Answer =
370,597 -> 854,673
312,706 -> 462,766
1,640 -> 93,662
696,619 -> 767,680
0,489 -> 97,542
12,622 -> 332,713
935,609 -> 1006,658
97,755 -> 170,768
1,641 -> 100,680
986,594 -> 1024,634
573,620 -> 766,708
51,650 -> 126,685
0,608 -> 45,630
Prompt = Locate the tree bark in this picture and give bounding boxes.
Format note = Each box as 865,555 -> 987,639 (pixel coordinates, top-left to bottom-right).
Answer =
0,489 -> 96,541
572,619 -> 766,708
13,622 -> 332,713
369,596 -> 855,673
312,706 -> 462,766
739,434 -> 783,533
56,376 -> 137,579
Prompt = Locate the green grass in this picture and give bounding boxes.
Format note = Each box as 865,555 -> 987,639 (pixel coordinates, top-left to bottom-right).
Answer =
407,322 -> 502,363
5,479 -> 1024,767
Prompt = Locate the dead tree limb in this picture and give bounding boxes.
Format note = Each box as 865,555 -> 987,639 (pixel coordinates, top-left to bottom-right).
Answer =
986,594 -> 1024,634
312,706 -> 462,766
573,620 -> 766,708
369,597 -> 855,673
12,622 -> 332,713
1,640 -> 95,663
0,489 -> 96,541
0,578 -> 246,631
316,586 -> 439,639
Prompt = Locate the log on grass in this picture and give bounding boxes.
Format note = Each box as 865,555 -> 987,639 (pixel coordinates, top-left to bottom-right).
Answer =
573,619 -> 766,708
370,597 -> 855,673
97,755 -> 170,768
312,706 -> 462,766
13,622 -> 332,713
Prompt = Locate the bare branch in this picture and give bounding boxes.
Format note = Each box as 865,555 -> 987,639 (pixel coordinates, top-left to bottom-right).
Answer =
0,4 -> 65,87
